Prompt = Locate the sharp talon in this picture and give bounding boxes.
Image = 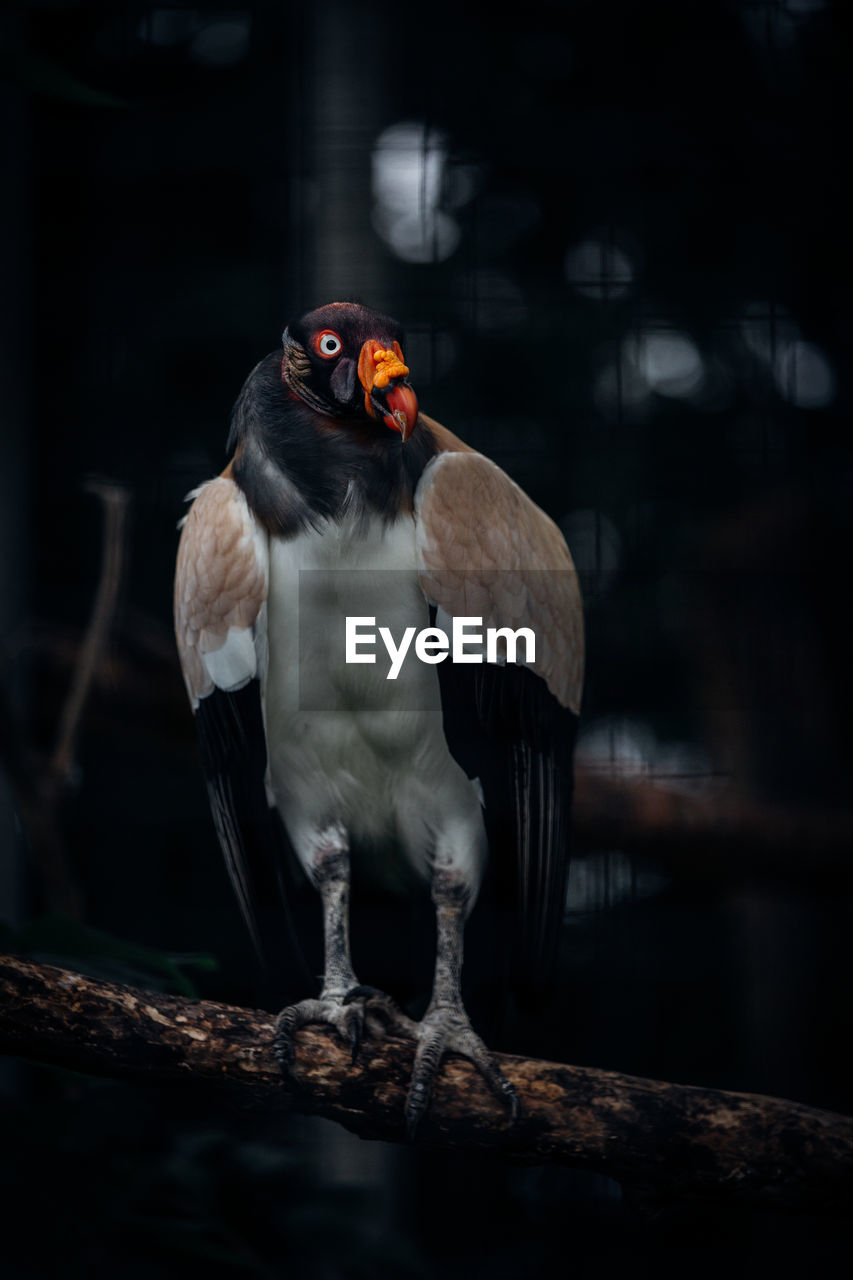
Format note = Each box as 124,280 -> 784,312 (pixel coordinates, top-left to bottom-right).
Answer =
343,985 -> 383,1005
404,1106 -> 422,1142
273,1019 -> 294,1071
404,1070 -> 434,1139
342,985 -> 414,1040
273,998 -> 370,1072
403,1005 -> 521,1133
504,1086 -> 521,1126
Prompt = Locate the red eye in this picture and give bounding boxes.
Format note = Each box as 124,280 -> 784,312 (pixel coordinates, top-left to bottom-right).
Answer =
316,330 -> 342,358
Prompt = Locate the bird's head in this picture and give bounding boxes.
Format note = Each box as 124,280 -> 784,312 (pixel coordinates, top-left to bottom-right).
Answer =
281,302 -> 419,442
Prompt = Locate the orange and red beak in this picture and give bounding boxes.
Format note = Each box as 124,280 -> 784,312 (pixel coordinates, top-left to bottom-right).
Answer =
358,339 -> 419,442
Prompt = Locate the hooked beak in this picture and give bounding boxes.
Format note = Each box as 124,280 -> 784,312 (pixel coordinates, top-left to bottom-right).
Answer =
357,339 -> 419,442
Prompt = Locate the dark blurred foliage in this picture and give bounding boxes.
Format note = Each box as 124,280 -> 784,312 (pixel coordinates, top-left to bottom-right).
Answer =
1,0 -> 852,1276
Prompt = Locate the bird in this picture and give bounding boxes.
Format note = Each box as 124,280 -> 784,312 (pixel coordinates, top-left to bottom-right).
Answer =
174,301 -> 584,1135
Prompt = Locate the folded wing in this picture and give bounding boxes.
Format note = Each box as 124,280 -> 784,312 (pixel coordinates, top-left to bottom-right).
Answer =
175,477 -> 310,988
414,448 -> 584,993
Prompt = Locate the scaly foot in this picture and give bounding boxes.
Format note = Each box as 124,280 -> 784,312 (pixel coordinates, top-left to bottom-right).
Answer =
274,984 -> 412,1070
274,988 -> 518,1140
274,990 -> 366,1068
404,1003 -> 520,1139
346,990 -> 520,1136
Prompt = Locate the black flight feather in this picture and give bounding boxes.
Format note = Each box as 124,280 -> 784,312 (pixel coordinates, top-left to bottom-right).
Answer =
434,651 -> 578,1005
195,680 -> 318,1001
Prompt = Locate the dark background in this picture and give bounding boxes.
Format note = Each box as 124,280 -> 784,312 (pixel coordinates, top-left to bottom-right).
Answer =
1,0 -> 851,1276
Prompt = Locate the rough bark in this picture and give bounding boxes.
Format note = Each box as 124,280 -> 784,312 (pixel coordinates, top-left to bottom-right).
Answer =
1,954 -> 851,1211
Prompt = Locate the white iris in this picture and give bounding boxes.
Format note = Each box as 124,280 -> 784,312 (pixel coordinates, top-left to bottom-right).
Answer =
319,333 -> 342,357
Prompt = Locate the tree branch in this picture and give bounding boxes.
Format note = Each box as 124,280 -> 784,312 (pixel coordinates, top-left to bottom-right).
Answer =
1,954 -> 850,1211
48,480 -> 130,795
0,480 -> 130,920
572,766 -> 853,888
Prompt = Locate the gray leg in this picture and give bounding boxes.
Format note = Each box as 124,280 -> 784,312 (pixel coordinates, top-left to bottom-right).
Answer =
313,842 -> 358,999
274,827 -> 365,1066
404,867 -> 519,1138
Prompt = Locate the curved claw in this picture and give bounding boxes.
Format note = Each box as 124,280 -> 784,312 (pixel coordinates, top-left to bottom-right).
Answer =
344,985 -> 418,1037
403,1007 -> 520,1139
343,984 -> 387,1005
501,1077 -> 521,1126
274,987 -> 410,1076
405,1079 -> 431,1141
273,997 -> 365,1074
274,1017 -> 294,1069
273,999 -> 325,1070
347,1009 -> 362,1064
